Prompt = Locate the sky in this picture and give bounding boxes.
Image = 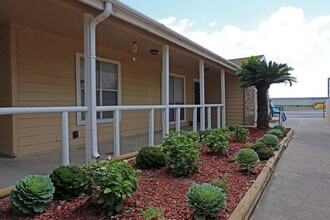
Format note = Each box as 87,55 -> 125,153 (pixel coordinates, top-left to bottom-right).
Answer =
121,0 -> 330,98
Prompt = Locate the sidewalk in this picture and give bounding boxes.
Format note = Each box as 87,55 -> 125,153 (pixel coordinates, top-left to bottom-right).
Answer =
250,118 -> 330,220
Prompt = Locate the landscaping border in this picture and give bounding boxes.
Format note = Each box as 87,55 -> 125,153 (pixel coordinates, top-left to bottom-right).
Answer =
228,128 -> 294,220
0,129 -> 294,219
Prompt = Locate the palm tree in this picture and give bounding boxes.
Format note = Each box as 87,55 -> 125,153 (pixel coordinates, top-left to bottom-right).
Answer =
236,57 -> 297,129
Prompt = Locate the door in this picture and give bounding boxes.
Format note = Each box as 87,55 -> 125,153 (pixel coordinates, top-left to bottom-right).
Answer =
194,81 -> 200,122
169,75 -> 185,122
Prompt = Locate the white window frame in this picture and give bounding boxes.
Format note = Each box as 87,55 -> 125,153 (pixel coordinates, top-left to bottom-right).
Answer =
169,73 -> 186,124
76,53 -> 122,125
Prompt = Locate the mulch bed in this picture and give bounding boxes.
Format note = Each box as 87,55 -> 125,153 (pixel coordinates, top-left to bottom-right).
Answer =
0,128 -> 269,220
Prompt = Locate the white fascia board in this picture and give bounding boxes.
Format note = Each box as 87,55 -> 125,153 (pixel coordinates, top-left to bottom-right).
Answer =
78,0 -> 239,70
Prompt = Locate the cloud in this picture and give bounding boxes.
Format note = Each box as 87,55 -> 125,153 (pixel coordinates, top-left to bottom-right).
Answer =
158,7 -> 330,97
209,21 -> 218,27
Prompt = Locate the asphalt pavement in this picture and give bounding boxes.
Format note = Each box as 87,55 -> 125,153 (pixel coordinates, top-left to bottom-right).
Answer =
249,117 -> 330,220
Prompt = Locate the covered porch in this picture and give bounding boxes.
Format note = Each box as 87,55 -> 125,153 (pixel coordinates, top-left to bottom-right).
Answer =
0,0 -> 245,182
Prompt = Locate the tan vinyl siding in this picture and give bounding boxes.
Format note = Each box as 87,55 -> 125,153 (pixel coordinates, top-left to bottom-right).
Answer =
0,25 -> 13,156
13,24 -> 199,155
205,72 -> 221,126
226,73 -> 245,124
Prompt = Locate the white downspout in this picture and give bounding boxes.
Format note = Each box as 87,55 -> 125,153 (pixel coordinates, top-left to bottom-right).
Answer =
84,2 -> 112,160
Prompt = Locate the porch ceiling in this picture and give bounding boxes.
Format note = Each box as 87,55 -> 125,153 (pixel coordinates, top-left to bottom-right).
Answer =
0,0 -> 223,74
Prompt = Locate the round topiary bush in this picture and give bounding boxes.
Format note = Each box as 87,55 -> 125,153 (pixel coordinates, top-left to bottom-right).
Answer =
267,129 -> 284,139
49,165 -> 86,200
11,175 -> 55,216
236,148 -> 259,171
187,183 -> 226,219
273,125 -> 285,134
136,146 -> 166,169
251,142 -> 274,160
258,134 -> 281,150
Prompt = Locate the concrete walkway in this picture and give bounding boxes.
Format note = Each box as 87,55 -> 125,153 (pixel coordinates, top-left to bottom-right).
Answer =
250,118 -> 330,220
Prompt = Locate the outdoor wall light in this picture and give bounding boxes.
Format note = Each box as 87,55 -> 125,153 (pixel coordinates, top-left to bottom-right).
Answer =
150,49 -> 159,55
132,41 -> 138,54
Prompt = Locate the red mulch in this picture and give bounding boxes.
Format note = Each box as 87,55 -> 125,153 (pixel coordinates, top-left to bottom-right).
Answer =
0,128 -> 269,220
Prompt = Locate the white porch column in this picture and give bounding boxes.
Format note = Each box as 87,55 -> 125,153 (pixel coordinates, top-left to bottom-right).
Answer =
199,60 -> 205,131
221,69 -> 226,127
162,45 -> 170,135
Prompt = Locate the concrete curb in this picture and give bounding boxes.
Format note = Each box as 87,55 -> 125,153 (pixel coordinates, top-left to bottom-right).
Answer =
228,129 -> 295,220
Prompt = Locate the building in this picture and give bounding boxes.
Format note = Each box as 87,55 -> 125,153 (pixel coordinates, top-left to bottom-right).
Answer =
0,0 -> 253,162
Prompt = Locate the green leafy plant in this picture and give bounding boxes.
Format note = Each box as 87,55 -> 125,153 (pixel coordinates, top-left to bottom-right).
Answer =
161,131 -> 201,176
49,165 -> 86,200
258,134 -> 281,150
140,203 -> 164,220
204,128 -> 229,155
10,175 -> 55,216
227,124 -> 249,143
211,173 -> 230,194
198,128 -> 213,145
267,129 -> 284,139
82,160 -> 140,216
136,146 -> 166,169
236,148 -> 259,171
251,142 -> 274,160
187,183 -> 226,219
273,125 -> 286,134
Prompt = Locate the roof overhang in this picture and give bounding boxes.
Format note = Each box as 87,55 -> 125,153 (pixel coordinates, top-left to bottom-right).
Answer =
78,0 -> 239,71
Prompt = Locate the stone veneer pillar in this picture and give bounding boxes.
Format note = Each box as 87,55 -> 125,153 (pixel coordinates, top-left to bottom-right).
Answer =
245,87 -> 257,126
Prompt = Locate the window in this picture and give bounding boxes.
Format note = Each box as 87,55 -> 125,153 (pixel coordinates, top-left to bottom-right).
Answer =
169,74 -> 185,122
76,54 -> 121,124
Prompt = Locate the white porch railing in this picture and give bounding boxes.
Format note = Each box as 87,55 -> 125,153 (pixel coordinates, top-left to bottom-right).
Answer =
0,104 -> 224,165
0,107 -> 88,166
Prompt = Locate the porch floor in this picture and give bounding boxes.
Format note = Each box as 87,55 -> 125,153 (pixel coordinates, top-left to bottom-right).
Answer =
0,128 -> 174,189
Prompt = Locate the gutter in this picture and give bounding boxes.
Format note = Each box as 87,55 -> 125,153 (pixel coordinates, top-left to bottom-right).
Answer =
78,0 -> 240,71
84,1 -> 113,160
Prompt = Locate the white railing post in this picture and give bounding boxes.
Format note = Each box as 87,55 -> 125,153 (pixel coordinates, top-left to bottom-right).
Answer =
217,106 -> 221,128
207,106 -> 211,129
61,111 -> 69,165
113,109 -> 120,157
193,107 -> 197,132
176,107 -> 180,132
221,69 -> 226,127
149,109 -> 154,146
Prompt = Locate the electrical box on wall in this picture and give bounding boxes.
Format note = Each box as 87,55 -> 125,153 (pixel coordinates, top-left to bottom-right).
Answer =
73,131 -> 79,139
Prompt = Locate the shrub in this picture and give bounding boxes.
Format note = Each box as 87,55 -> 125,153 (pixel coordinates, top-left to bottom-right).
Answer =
251,142 -> 274,160
136,146 -> 166,169
11,175 -> 55,216
236,148 -> 259,171
273,125 -> 286,134
199,128 -> 213,145
49,165 -> 86,200
204,129 -> 229,155
211,173 -> 230,193
227,124 -> 249,143
161,131 -> 201,176
82,160 -> 140,216
140,203 -> 164,220
267,129 -> 284,139
187,183 -> 226,219
258,134 -> 281,150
